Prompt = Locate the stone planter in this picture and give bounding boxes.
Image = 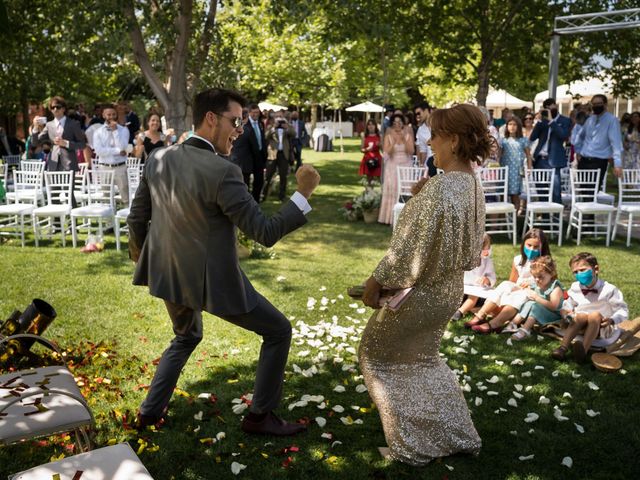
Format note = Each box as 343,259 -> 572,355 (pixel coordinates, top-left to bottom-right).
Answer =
363,208 -> 379,224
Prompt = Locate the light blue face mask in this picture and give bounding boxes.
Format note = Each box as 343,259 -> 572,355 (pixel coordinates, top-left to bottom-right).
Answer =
523,246 -> 540,260
575,269 -> 594,287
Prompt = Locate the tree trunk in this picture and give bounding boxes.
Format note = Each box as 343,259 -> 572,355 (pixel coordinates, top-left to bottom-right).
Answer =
476,61 -> 490,107
310,103 -> 318,137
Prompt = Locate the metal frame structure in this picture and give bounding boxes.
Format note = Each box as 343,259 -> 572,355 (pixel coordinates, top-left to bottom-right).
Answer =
548,8 -> 640,97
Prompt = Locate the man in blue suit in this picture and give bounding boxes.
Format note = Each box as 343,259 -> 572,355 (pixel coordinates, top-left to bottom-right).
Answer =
530,98 -> 571,204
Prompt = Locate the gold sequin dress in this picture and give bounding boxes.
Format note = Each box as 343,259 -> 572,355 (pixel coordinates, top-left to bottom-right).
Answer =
359,171 -> 485,466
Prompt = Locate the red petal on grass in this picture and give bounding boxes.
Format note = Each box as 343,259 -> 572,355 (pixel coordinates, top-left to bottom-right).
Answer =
282,456 -> 293,468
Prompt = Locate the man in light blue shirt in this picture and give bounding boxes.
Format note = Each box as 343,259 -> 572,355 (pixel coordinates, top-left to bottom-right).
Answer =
573,94 -> 623,187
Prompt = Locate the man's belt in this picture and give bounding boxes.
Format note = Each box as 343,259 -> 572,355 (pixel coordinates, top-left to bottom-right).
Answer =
98,161 -> 126,167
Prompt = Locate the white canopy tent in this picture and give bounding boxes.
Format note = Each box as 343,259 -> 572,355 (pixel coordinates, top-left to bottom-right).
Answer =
345,101 -> 385,113
531,76 -> 640,116
258,101 -> 287,112
485,89 -> 531,110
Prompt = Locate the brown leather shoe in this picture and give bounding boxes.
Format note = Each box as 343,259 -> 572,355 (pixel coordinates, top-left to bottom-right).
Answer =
241,411 -> 307,436
135,407 -> 168,430
551,345 -> 568,361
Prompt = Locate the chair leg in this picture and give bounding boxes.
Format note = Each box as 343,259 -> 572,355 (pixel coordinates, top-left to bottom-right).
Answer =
577,212 -> 582,246
61,215 -> 66,247
627,213 -> 633,247
612,209 -> 620,240
521,210 -> 528,238
115,219 -> 120,251
511,212 -> 517,246
605,212 -> 611,247
33,214 -> 39,247
71,216 -> 78,248
19,215 -> 25,247
558,214 -> 563,247
566,209 -> 574,239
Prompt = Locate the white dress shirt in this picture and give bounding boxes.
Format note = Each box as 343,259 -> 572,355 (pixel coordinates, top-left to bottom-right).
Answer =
563,279 -> 628,324
93,124 -> 130,164
416,123 -> 432,159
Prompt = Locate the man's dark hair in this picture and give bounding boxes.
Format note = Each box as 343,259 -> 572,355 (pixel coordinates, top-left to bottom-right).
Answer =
542,98 -> 556,109
592,93 -> 608,105
193,88 -> 247,128
414,101 -> 431,111
249,103 -> 260,111
569,252 -> 598,269
49,96 -> 67,110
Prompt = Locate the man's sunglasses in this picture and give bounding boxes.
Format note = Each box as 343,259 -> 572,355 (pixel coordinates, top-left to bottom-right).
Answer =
213,112 -> 242,128
51,105 -> 64,110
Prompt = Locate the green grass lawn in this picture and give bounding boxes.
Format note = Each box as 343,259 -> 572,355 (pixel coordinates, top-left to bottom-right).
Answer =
1,138 -> 639,479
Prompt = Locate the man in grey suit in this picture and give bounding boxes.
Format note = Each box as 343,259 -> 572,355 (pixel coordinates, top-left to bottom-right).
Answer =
127,88 -> 321,436
30,96 -> 86,172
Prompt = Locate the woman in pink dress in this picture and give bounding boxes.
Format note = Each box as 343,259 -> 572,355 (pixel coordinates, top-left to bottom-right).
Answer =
359,120 -> 383,183
378,114 -> 415,224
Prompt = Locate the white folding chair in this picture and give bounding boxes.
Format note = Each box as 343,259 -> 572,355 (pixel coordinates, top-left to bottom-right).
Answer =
32,171 -> 74,247
0,163 -> 6,204
74,163 -> 89,206
19,160 -> 46,173
6,168 -> 44,206
392,166 -> 425,228
479,166 -> 517,245
566,169 -> 617,246
114,167 -> 142,251
560,166 -> 572,207
522,168 -> 564,245
612,169 -> 640,247
2,155 -> 22,193
9,443 -> 154,480
596,169 -> 615,205
126,156 -> 142,171
0,365 -> 94,454
0,171 -> 37,247
70,170 -> 115,248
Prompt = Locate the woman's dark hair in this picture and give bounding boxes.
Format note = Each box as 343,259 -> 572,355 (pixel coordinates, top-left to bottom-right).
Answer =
503,116 -> 523,139
519,228 -> 551,266
192,88 -> 247,128
365,119 -> 379,136
429,104 -> 493,164
144,111 -> 163,131
390,113 -> 405,126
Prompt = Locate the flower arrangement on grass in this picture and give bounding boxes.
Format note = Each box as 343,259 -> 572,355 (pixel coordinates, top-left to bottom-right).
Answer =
339,179 -> 382,222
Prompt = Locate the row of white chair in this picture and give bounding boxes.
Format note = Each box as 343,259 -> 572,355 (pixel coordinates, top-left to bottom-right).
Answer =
0,168 -> 141,248
390,165 -> 640,247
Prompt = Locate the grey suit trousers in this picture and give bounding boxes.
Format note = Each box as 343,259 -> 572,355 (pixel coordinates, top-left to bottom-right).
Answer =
140,294 -> 292,418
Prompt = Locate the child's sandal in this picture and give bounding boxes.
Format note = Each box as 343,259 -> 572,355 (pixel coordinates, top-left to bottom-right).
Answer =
511,328 -> 531,341
551,345 -> 568,361
464,313 -> 486,329
471,322 -> 503,335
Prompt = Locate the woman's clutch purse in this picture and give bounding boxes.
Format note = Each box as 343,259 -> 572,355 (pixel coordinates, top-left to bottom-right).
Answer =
348,285 -> 414,312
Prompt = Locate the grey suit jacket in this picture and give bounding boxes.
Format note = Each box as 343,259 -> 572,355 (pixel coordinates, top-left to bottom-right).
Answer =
127,136 -> 307,316
31,117 -> 86,171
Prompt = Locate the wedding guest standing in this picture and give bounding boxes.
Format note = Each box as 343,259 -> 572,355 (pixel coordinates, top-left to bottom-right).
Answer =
359,119 -> 382,184
359,104 -> 488,465
378,114 -> 414,224
134,112 -> 167,163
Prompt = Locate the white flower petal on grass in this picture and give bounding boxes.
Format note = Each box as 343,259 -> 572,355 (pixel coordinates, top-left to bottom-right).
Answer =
475,397 -> 483,406
495,360 -> 504,366
193,425 -> 201,433
337,294 -> 344,300
586,409 -> 600,417
276,275 -> 286,282
514,384 -> 523,391
231,462 -> 246,475
524,413 -> 539,423
321,432 -> 333,440
534,365 -> 544,370
561,457 -> 573,468
587,382 -> 599,391
445,464 -> 454,471
333,385 -> 346,393
513,391 -> 524,399
521,371 -> 532,377
552,370 -> 560,377
477,385 -> 488,392
194,411 -> 203,421
508,398 -> 518,408
519,455 -> 534,461
216,432 -> 226,441
232,403 -> 248,414
298,350 -> 310,357
563,392 -> 572,399
315,417 -> 327,428
355,384 -> 368,393
332,405 -> 345,413
574,423 -> 585,433
528,428 -> 535,434
331,441 -> 342,448
319,286 -> 327,291
462,383 -> 472,392
553,408 -> 569,421
511,358 -> 524,366
317,402 -> 326,409
510,430 -> 518,436
571,371 -> 581,378
349,303 -> 359,309
198,393 -> 212,400
506,338 -> 513,346
538,396 -> 550,405
346,347 -> 357,355
454,347 -> 467,354
486,375 -> 500,384
307,298 -> 317,309
525,386 -> 533,392
356,308 -> 366,314
340,416 -> 353,425
487,391 -> 499,396
471,348 -> 478,355
620,369 -> 627,375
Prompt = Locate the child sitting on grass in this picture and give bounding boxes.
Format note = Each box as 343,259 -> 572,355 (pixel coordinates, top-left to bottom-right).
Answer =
551,252 -> 629,363
450,234 -> 497,321
506,256 -> 564,341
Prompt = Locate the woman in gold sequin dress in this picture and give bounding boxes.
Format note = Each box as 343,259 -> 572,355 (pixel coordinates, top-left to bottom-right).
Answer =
359,104 -> 489,466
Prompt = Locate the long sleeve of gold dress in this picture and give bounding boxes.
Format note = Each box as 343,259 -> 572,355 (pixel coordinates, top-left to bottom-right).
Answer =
358,171 -> 485,466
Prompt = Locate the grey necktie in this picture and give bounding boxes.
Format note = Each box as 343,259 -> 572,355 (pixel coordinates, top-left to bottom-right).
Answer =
252,121 -> 262,149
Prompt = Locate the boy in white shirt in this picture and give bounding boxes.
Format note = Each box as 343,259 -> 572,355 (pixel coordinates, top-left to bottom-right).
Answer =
552,252 -> 628,363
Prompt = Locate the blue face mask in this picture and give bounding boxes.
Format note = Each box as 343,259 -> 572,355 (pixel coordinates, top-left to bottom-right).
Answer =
523,246 -> 540,260
575,269 -> 594,287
